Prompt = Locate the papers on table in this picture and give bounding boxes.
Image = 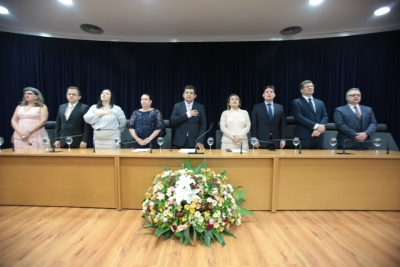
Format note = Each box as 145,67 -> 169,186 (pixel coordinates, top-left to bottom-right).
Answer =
132,148 -> 150,152
230,149 -> 247,153
178,149 -> 196,153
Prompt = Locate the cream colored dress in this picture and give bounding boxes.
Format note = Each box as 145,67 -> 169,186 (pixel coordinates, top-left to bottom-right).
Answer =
220,109 -> 251,150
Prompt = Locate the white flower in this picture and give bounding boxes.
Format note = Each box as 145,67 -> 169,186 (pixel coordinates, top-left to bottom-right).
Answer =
157,192 -> 165,201
174,175 -> 200,205
194,211 -> 201,218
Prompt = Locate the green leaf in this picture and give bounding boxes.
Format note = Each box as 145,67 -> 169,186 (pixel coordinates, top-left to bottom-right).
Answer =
236,198 -> 245,205
174,231 -> 182,238
155,227 -> 170,236
193,228 -> 197,242
213,232 -> 226,247
163,230 -> 172,241
142,224 -> 156,229
163,166 -> 171,171
223,229 -> 237,238
194,225 -> 204,233
233,186 -> 243,191
194,159 -> 207,174
183,228 -> 192,246
184,158 -> 193,170
235,189 -> 248,200
220,170 -> 226,177
237,207 -> 254,216
204,230 -> 212,247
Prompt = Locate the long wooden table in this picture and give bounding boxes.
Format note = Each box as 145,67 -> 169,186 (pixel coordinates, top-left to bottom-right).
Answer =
1,148 -> 399,211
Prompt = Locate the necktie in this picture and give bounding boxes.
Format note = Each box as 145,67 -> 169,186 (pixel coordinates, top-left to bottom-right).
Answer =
267,103 -> 273,121
65,105 -> 73,120
186,103 -> 192,111
308,98 -> 315,112
354,106 -> 361,120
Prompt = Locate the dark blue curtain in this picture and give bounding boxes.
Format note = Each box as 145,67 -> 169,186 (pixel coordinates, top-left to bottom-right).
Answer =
1,30 -> 399,148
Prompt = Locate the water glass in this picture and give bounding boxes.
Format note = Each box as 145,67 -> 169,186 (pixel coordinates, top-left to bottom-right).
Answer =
115,139 -> 121,151
157,137 -> 164,153
65,137 -> 73,151
0,136 -> 4,150
293,137 -> 300,153
250,137 -> 257,153
207,137 -> 214,153
373,138 -> 381,153
329,138 -> 337,153
43,137 -> 50,151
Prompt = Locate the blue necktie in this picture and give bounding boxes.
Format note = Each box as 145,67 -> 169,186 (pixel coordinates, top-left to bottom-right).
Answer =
267,103 -> 273,121
308,98 -> 315,112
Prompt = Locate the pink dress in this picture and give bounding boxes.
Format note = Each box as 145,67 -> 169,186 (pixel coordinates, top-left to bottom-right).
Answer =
13,106 -> 49,148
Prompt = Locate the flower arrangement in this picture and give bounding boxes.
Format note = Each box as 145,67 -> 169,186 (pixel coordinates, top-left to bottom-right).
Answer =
142,158 -> 252,247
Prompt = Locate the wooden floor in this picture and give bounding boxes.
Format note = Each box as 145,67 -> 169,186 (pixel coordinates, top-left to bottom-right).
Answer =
0,206 -> 399,267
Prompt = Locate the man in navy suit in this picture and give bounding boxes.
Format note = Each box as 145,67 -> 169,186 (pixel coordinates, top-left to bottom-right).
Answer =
251,85 -> 286,150
334,88 -> 377,149
292,80 -> 329,149
171,85 -> 207,149
54,86 -> 91,148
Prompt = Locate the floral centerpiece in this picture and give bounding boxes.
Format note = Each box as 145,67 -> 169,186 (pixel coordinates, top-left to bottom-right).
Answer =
142,159 -> 252,247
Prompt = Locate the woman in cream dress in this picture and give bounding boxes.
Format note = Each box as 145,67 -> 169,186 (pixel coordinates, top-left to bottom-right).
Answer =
220,94 -> 251,150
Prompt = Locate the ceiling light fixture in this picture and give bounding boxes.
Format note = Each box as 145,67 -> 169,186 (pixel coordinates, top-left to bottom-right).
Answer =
280,26 -> 303,36
309,0 -> 323,6
58,0 -> 73,5
0,5 -> 9,14
374,7 -> 390,16
80,24 -> 104,34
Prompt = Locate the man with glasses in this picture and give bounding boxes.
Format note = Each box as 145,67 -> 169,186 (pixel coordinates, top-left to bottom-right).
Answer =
292,80 -> 329,149
333,88 -> 377,149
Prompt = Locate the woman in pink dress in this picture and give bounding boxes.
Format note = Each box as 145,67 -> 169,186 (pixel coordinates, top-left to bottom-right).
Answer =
11,87 -> 49,148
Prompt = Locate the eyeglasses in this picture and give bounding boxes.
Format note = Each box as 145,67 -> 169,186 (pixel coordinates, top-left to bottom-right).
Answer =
348,94 -> 361,97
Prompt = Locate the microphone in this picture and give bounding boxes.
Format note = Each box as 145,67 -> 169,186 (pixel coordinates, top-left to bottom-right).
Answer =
12,138 -> 33,151
188,123 -> 213,154
240,139 -> 248,154
340,139 -> 389,155
51,134 -> 86,152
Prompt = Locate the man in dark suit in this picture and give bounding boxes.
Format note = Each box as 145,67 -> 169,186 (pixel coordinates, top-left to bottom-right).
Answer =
170,85 -> 207,149
334,88 -> 377,149
292,80 -> 329,149
251,85 -> 286,150
54,86 -> 91,148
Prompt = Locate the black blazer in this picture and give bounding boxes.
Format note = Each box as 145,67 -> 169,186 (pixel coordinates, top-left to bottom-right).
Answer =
54,102 -> 91,147
170,101 -> 207,147
251,102 -> 286,148
291,97 -> 329,139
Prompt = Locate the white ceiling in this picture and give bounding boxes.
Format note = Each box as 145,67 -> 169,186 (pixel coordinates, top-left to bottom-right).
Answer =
0,0 -> 399,42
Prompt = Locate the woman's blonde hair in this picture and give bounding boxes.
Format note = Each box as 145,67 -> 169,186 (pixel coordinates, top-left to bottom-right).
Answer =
20,87 -> 45,106
226,94 -> 241,110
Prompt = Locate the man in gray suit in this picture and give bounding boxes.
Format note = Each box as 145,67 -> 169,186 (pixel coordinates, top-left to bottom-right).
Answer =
54,86 -> 91,148
170,85 -> 207,149
334,88 -> 377,149
251,85 -> 286,150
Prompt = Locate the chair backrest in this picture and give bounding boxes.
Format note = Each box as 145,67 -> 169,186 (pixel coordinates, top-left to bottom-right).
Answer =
371,132 -> 399,151
326,123 -> 337,131
376,124 -> 387,132
160,128 -> 172,149
120,128 -> 134,148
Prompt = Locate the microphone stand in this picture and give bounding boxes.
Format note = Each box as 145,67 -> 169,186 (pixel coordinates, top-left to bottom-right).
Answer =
240,139 -> 248,154
51,134 -> 86,153
340,139 -> 389,155
188,123 -> 214,154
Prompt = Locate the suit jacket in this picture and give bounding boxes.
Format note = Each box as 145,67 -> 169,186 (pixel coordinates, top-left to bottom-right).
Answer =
55,102 -> 91,147
333,104 -> 377,148
291,97 -> 329,139
170,101 -> 207,147
251,102 -> 286,148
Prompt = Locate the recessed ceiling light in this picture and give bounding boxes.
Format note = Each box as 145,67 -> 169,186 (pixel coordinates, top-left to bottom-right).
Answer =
80,24 -> 104,34
280,26 -> 303,36
58,0 -> 73,6
374,7 -> 390,16
0,5 -> 9,14
309,0 -> 323,6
